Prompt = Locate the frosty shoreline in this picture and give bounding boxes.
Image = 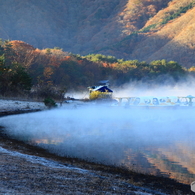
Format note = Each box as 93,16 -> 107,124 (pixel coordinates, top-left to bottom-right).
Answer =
0,99 -> 47,112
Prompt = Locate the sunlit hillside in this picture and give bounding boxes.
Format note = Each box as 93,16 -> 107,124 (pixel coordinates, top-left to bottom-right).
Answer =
0,0 -> 195,67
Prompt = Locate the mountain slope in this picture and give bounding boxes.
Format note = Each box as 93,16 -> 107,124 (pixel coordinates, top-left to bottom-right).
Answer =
0,0 -> 195,67
106,0 -> 195,68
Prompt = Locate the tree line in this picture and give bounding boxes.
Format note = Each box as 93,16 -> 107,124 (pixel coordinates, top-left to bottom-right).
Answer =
0,39 -> 194,100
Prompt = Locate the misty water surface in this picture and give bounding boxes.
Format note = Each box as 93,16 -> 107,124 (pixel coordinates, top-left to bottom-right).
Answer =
1,104 -> 195,184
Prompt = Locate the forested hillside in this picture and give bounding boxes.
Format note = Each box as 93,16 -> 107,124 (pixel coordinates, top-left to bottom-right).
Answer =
0,0 -> 195,68
0,40 -> 194,99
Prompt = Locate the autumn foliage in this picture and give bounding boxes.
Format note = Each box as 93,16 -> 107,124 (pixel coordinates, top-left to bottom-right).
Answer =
0,39 -> 191,99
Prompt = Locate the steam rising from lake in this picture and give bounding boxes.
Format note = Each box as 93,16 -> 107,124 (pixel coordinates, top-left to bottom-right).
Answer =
112,79 -> 195,97
1,83 -> 195,184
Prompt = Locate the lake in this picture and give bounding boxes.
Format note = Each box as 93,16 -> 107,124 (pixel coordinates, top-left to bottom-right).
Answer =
1,105 -> 195,185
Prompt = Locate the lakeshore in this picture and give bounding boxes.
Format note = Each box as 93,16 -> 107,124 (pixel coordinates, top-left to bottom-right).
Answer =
0,99 -> 193,194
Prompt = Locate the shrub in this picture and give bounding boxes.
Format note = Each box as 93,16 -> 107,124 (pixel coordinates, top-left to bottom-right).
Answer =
44,97 -> 57,108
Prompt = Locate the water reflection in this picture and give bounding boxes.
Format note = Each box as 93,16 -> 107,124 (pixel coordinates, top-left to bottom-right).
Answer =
0,106 -> 195,184
121,143 -> 195,184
